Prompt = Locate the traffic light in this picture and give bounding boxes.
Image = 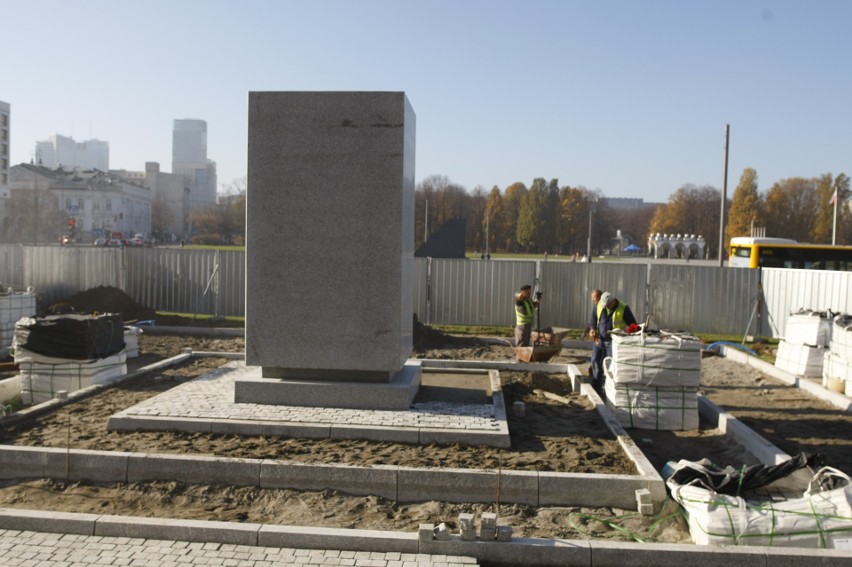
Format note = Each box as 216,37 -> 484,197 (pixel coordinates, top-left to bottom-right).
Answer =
67,218 -> 76,241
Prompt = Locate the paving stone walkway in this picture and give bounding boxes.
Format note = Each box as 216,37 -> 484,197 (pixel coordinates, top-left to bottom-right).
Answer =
0,529 -> 478,567
112,362 -> 500,432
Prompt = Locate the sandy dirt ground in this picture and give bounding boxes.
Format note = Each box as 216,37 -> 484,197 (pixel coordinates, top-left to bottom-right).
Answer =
0,328 -> 850,544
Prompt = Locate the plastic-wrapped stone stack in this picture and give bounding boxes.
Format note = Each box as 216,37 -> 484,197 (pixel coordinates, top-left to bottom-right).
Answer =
823,314 -> 852,396
774,309 -> 831,378
13,313 -> 127,405
603,327 -> 701,430
0,287 -> 37,358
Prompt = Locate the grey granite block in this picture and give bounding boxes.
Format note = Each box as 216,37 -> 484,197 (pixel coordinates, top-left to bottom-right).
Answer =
246,91 -> 415,378
538,471 -> 663,508
0,508 -> 98,535
259,460 -> 397,499
258,524 -> 417,553
419,536 -> 590,566
126,453 -> 261,486
0,445 -> 55,479
397,467 -> 538,505
43,449 -> 131,483
95,514 -> 260,546
588,539 -> 768,566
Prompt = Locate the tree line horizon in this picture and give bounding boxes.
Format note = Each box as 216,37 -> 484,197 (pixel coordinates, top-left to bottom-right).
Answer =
412,170 -> 851,258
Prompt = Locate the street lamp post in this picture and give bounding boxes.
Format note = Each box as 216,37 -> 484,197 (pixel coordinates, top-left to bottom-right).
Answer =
586,201 -> 595,263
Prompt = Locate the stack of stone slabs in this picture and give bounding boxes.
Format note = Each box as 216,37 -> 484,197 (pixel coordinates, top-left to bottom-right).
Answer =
824,314 -> 852,396
775,310 -> 831,378
0,287 -> 36,358
604,328 -> 701,430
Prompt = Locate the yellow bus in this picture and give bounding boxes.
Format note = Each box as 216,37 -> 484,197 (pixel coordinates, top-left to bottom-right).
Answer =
729,237 -> 852,271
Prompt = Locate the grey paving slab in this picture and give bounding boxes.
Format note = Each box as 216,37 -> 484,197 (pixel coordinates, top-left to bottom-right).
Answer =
108,361 -> 509,448
0,527 -> 479,566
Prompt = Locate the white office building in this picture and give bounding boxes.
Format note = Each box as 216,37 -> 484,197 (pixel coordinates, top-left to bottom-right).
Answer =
35,134 -> 109,171
172,118 -> 217,216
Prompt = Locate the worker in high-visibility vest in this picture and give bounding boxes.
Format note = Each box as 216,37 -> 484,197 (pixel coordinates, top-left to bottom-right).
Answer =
514,284 -> 539,347
587,289 -> 604,387
597,291 -> 638,381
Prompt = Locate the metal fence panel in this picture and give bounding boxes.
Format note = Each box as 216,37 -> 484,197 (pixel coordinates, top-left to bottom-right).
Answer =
5,246 -> 849,335
427,259 -> 536,327
539,262 -> 648,330
762,268 -> 852,338
0,244 -> 25,288
647,264 -> 761,335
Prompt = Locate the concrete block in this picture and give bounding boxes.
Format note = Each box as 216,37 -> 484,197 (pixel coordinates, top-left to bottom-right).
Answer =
107,415 -> 214,434
434,522 -> 451,540
480,512 -> 497,529
638,503 -> 654,516
460,528 -> 477,541
0,508 -> 97,535
329,423 -> 420,444
0,445 -> 56,479
210,419 -> 331,439
763,546 -> 852,566
234,361 -> 422,410
126,453 -> 260,486
246,91 -> 416,375
458,513 -> 475,531
43,448 -> 130,483
259,460 -> 397,499
588,539 -> 768,566
479,528 -> 496,541
635,488 -> 652,505
418,427 -> 511,449
258,524 -> 417,554
539,471 -> 664,508
496,525 -> 513,542
419,536 -> 590,566
419,523 -> 434,542
95,514 -> 260,546
397,467 -> 538,505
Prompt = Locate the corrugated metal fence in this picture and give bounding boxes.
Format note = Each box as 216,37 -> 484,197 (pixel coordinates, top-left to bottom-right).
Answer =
0,244 -> 848,337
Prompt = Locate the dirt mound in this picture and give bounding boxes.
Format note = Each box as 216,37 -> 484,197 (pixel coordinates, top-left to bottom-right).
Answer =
49,286 -> 157,324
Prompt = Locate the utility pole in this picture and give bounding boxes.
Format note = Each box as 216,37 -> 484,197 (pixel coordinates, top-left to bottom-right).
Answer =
718,124 -> 730,267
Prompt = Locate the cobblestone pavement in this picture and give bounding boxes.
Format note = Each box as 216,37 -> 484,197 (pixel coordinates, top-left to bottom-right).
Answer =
0,530 -> 479,567
112,362 -> 501,432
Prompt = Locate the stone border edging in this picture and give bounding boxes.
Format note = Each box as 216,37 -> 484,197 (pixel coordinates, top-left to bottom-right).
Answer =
0,444 -> 660,510
0,508 -> 848,566
719,346 -> 852,412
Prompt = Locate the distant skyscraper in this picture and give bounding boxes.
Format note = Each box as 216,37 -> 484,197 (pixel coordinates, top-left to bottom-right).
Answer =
34,134 -> 109,171
172,118 -> 217,214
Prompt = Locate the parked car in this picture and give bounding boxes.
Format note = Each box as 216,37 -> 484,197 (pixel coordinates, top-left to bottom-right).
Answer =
106,239 -> 123,247
128,237 -> 145,247
93,238 -> 107,247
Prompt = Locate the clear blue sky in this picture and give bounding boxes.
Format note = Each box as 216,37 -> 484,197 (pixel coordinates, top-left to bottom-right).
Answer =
4,0 -> 851,203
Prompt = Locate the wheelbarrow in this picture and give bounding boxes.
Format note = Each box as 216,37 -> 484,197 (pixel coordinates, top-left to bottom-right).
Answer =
513,326 -> 570,363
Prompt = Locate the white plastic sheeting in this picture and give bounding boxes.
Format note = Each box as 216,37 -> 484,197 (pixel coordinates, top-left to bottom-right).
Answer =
15,346 -> 127,405
784,310 -> 833,347
668,462 -> 852,548
609,328 -> 701,387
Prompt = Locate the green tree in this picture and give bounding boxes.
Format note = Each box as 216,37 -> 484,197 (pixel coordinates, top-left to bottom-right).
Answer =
465,186 -> 487,251
763,177 -> 818,242
557,186 -> 588,253
501,182 -> 527,251
725,167 -> 762,245
484,186 -> 503,253
517,180 -> 549,252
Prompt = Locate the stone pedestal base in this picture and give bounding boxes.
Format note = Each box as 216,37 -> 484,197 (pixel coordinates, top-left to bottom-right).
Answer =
234,360 -> 422,410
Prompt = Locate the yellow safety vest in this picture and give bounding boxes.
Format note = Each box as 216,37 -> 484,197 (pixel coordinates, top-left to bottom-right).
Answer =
515,297 -> 535,326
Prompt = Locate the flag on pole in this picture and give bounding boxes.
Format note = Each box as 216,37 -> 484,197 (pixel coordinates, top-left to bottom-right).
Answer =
830,188 -> 838,206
